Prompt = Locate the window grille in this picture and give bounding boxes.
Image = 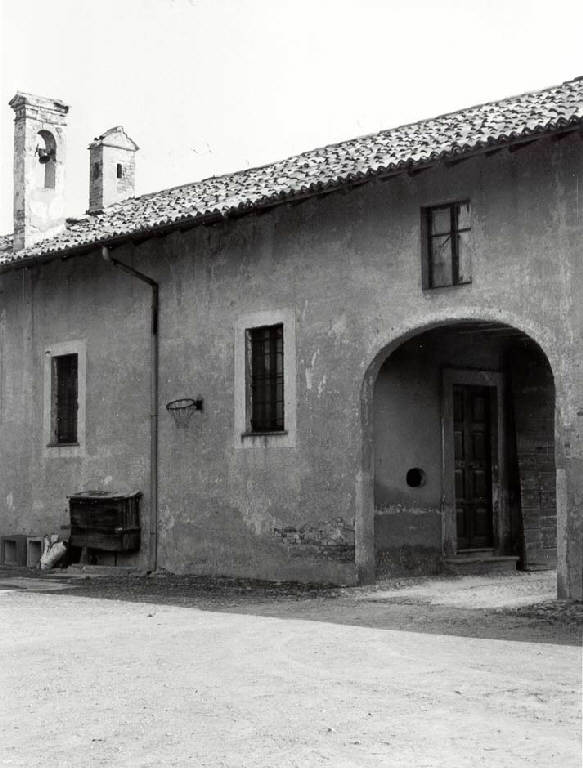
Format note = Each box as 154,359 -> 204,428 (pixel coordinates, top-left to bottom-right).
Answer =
249,324 -> 284,432
51,354 -> 78,444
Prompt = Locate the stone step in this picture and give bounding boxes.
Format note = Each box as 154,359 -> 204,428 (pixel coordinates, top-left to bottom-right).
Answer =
67,564 -> 139,577
445,553 -> 519,575
523,561 -> 556,572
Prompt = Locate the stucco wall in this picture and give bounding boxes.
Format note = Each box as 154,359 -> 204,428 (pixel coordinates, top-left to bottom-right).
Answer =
0,255 -> 151,562
1,132 -> 582,593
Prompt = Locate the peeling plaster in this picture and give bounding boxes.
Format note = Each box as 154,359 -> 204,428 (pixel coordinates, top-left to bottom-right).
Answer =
305,350 -> 319,391
241,491 -> 276,536
328,313 -> 347,338
158,505 -> 176,536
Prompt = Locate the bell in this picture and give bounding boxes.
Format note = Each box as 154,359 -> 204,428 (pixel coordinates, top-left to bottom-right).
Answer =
37,146 -> 54,164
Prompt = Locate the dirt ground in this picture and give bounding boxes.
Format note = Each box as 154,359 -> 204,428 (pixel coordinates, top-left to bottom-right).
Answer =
0,568 -> 580,767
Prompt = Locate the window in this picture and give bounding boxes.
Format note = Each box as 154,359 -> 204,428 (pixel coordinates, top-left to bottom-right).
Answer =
43,340 -> 86,456
234,309 -> 296,448
116,163 -> 123,179
423,201 -> 471,288
50,354 -> 78,444
93,162 -> 100,179
248,324 -> 284,432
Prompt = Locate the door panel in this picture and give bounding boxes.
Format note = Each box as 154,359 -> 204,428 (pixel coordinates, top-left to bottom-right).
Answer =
453,384 -> 494,549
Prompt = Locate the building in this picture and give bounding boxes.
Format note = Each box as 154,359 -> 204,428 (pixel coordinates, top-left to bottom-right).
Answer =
0,79 -> 582,597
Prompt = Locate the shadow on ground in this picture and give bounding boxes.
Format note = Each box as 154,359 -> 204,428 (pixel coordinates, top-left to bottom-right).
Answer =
0,567 -> 581,647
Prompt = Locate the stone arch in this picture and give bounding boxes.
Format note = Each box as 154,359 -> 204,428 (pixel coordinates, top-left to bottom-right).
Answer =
356,313 -> 562,589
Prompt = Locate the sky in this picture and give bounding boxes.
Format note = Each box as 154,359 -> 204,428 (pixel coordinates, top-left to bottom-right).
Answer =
1,0 -> 583,235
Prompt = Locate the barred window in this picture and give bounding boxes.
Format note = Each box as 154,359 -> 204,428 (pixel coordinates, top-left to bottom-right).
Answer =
248,324 -> 284,432
424,201 -> 472,288
51,353 -> 78,444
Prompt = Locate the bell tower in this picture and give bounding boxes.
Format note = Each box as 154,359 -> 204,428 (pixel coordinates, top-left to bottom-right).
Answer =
9,92 -> 69,251
88,126 -> 138,212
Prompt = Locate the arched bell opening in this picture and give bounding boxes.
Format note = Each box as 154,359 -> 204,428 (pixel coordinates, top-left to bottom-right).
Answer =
35,130 -> 57,189
360,320 -> 556,581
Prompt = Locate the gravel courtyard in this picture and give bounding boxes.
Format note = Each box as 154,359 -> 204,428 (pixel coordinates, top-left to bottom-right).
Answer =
0,569 -> 580,767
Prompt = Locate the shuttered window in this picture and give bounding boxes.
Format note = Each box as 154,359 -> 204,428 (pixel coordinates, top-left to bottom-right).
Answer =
248,324 -> 284,432
51,353 -> 78,444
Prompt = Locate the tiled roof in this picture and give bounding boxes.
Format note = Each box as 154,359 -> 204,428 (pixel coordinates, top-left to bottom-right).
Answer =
2,76 -> 583,266
0,233 -> 13,259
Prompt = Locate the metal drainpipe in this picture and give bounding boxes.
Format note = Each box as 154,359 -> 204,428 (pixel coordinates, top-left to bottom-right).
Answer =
101,245 -> 159,572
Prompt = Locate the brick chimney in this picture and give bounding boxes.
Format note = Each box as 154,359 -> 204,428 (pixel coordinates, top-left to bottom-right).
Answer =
9,92 -> 69,251
88,127 -> 138,212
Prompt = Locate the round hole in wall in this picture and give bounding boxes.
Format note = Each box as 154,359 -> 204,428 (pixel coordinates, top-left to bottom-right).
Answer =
406,467 -> 426,488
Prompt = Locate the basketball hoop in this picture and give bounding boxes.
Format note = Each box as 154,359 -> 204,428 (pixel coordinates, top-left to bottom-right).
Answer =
165,398 -> 203,428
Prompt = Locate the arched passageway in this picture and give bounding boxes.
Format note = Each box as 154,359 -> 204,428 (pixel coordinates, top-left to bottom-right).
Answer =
361,321 -> 556,580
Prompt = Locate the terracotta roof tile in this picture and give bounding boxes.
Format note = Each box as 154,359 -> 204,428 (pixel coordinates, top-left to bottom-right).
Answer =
2,76 -> 582,266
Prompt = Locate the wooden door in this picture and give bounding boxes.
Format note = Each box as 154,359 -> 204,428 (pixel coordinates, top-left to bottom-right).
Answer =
453,384 -> 494,549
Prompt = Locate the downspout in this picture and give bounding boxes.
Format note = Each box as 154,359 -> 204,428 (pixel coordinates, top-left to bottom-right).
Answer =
101,245 -> 159,572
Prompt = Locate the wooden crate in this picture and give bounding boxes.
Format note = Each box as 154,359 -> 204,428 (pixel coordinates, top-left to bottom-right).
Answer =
1,535 -> 28,566
69,492 -> 142,552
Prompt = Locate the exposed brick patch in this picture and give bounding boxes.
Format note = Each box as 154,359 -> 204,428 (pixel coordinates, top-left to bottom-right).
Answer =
510,347 -> 557,568
274,518 -> 355,562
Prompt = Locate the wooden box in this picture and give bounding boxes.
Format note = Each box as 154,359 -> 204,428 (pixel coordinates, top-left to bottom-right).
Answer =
1,535 -> 28,566
69,491 -> 142,552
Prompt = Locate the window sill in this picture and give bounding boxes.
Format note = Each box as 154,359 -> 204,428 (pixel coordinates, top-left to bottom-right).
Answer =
241,430 -> 288,438
422,280 -> 472,293
46,442 -> 80,448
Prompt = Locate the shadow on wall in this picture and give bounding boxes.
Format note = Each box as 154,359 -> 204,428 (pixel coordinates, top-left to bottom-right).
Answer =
374,504 -> 443,577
